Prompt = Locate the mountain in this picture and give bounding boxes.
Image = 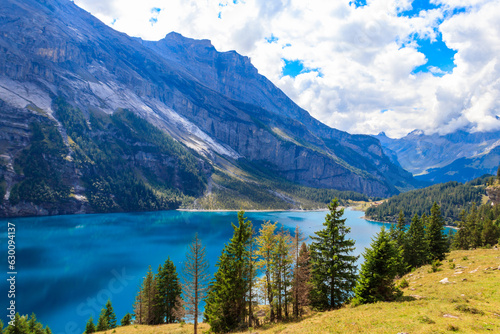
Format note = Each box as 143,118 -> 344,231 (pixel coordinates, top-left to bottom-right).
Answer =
375,130 -> 500,183
0,0 -> 417,217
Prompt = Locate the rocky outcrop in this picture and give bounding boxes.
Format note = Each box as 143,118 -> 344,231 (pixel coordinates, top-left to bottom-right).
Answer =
486,185 -> 500,205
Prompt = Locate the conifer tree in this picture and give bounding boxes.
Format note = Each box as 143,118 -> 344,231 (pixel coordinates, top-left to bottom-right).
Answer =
28,312 -> 44,334
453,209 -> 470,250
183,233 -> 210,334
293,242 -> 311,317
104,300 -> 117,329
120,313 -> 132,326
4,313 -> 29,334
353,227 -> 402,305
84,317 -> 95,334
255,221 -> 278,322
96,309 -> 108,332
427,202 -> 449,261
309,198 -> 358,310
156,258 -> 182,323
275,227 -> 293,320
292,226 -> 306,318
406,214 -> 428,268
44,326 -> 52,334
204,211 -> 253,332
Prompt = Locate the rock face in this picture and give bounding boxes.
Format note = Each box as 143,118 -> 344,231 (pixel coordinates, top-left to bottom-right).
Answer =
376,130 -> 500,183
486,186 -> 500,205
0,0 -> 418,216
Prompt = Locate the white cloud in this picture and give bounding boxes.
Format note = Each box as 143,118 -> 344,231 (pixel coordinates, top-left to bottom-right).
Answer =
74,0 -> 500,138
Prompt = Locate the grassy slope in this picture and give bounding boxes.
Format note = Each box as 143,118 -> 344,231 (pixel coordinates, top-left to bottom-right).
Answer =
97,248 -> 500,334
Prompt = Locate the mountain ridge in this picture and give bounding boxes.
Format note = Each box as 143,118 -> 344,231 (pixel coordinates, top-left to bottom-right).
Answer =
0,0 -> 417,216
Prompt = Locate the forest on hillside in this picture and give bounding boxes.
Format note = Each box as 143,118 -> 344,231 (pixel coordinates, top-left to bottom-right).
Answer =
365,175 -> 492,225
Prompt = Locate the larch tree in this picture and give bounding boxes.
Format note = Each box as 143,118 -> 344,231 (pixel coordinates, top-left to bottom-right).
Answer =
183,233 -> 210,334
294,242 -> 311,317
255,221 -> 278,322
309,198 -> 358,310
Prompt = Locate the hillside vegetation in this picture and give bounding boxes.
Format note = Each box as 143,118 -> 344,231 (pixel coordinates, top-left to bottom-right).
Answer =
365,176 -> 491,225
92,248 -> 500,334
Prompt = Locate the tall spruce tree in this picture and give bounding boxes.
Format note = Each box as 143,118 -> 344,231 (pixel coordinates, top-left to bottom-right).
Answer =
104,300 -> 117,329
156,258 -> 182,323
353,227 -> 403,305
204,211 -> 253,332
96,309 -> 108,332
406,214 -> 428,268
309,198 -> 359,310
183,233 -> 210,334
427,202 -> 449,261
292,226 -> 306,318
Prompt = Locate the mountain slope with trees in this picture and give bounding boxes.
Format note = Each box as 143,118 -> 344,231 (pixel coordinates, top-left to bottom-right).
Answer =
365,175 -> 490,225
0,0 -> 419,217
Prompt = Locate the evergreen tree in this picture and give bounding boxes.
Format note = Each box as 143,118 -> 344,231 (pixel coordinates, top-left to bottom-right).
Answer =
309,198 -> 359,310
4,313 -> 29,334
406,214 -> 428,268
482,218 -> 500,246
96,309 -> 108,332
427,202 -> 449,261
353,227 -> 402,305
275,227 -> 293,320
44,326 -> 52,334
204,211 -> 253,332
28,313 -> 44,334
84,317 -> 95,334
156,258 -> 182,324
120,313 -> 132,326
183,233 -> 210,334
104,300 -> 117,329
453,209 -> 470,250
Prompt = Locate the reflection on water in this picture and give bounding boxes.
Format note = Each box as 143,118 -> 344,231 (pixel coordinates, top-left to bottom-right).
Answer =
0,208 -> 390,334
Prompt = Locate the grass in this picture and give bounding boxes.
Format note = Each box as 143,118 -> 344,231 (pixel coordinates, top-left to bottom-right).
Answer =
96,248 -> 500,334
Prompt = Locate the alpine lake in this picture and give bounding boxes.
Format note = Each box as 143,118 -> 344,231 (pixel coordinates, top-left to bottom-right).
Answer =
1,208 -> 421,333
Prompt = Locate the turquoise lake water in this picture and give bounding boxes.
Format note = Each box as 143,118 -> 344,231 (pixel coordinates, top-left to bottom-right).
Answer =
0,209 -> 393,333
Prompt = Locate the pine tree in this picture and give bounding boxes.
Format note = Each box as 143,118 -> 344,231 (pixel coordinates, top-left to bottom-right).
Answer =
406,214 -> 428,268
84,317 -> 95,334
275,227 -> 293,320
44,326 -> 52,334
183,233 -> 210,334
104,300 -> 117,329
96,309 -> 108,332
204,211 -> 253,332
309,198 -> 359,310
120,313 -> 132,326
453,209 -> 470,250
482,218 -> 500,246
353,227 -> 403,305
427,202 -> 449,261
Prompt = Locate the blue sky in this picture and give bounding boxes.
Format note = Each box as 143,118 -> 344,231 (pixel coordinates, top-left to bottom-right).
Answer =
75,0 -> 500,138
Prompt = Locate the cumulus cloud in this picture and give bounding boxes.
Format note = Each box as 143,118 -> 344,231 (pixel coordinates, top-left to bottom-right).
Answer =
74,0 -> 500,138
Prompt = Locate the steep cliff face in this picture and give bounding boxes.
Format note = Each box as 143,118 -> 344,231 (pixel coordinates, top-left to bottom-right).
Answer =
0,0 -> 419,216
